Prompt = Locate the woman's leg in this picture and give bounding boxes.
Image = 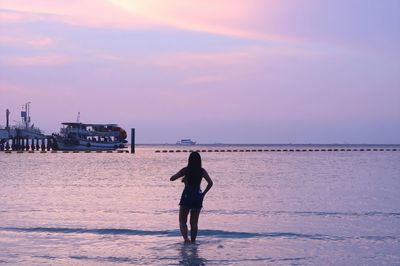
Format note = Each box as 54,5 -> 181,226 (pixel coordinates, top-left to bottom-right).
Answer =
189,209 -> 201,242
179,206 -> 190,243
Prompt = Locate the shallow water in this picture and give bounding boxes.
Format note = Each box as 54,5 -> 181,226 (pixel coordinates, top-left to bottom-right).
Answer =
1,145 -> 400,265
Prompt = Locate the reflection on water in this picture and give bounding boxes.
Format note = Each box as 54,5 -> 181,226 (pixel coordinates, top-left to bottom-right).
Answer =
179,243 -> 206,266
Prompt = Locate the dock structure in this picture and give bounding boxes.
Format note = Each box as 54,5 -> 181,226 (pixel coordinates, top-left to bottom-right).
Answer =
1,104 -> 49,152
1,106 -> 135,154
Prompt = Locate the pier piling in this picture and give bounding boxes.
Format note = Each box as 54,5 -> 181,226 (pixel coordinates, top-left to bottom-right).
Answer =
131,128 -> 135,154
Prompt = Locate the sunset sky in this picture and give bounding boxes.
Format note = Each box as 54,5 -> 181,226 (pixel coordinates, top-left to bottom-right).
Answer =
1,0 -> 399,144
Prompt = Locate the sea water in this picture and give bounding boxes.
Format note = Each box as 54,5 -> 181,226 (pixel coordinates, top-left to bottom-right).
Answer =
1,145 -> 400,265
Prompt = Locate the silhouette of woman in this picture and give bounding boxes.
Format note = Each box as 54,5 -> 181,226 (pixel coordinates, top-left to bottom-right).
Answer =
170,152 -> 213,243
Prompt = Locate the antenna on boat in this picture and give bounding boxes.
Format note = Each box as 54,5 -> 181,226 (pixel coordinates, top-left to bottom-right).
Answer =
21,102 -> 31,127
76,112 -> 80,123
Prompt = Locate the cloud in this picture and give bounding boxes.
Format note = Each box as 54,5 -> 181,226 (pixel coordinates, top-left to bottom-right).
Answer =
0,0 -> 292,43
183,75 -> 225,85
108,0 -> 289,42
153,45 -> 328,70
0,35 -> 51,47
0,10 -> 45,23
27,37 -> 53,47
0,1 -> 155,29
1,55 -> 73,66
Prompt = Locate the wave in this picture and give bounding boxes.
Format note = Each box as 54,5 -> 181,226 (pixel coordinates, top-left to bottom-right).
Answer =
0,227 -> 397,241
201,210 -> 400,218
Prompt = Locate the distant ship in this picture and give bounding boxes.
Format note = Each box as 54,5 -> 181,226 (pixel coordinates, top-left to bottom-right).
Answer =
52,122 -> 127,151
176,139 -> 196,145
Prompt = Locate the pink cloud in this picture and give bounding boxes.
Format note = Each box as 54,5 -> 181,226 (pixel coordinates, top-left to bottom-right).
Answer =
0,1 -> 294,43
109,0 -> 290,42
183,75 -> 225,85
2,55 -> 73,66
0,10 -> 44,23
0,34 -> 54,48
0,0 -> 156,29
153,45 -> 327,70
27,37 -> 53,47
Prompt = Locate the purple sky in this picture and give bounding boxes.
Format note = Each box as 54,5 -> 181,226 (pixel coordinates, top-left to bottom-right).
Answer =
1,1 -> 399,143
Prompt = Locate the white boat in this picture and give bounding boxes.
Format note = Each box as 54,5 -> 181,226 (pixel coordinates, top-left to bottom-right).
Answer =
1,103 -> 46,140
52,122 -> 127,151
176,139 -> 196,145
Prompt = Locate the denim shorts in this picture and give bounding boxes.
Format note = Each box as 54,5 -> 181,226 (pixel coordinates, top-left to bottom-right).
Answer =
179,187 -> 203,209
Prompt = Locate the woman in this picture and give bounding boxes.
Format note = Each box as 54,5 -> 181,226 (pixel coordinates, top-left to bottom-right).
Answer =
170,152 -> 213,243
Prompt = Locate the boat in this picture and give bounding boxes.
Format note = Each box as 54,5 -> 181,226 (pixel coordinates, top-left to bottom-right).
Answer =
51,122 -> 127,151
176,139 -> 196,145
1,103 -> 46,141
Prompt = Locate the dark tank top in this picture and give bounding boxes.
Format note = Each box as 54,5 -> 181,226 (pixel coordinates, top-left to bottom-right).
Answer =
184,167 -> 203,188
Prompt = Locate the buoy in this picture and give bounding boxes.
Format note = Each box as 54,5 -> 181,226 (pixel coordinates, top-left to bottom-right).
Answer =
155,150 -> 160,153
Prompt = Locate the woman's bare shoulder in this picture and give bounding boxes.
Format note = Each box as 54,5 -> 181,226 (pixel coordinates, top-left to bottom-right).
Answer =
201,168 -> 209,175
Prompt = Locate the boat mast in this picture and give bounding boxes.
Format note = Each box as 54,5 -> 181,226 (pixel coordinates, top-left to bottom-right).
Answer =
21,102 -> 31,128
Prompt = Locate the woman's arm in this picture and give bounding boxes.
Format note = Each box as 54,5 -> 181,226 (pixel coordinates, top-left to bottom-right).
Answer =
202,169 -> 213,196
170,168 -> 186,181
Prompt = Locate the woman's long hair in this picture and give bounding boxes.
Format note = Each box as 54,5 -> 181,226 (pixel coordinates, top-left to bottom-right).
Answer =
185,152 -> 202,186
